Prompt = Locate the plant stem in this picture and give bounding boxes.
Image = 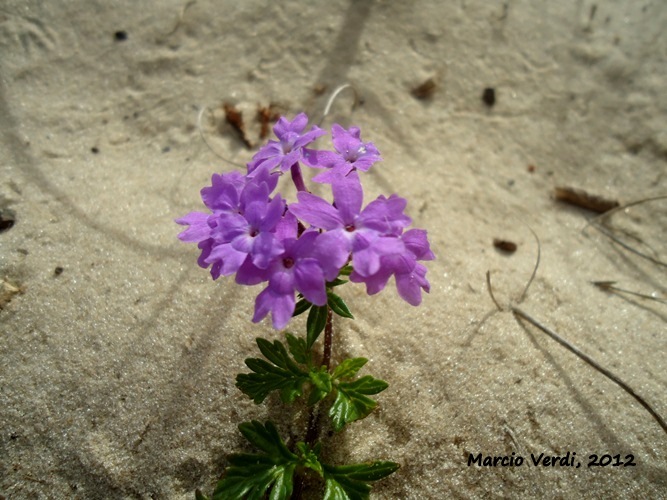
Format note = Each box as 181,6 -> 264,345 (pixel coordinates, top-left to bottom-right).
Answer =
293,307 -> 334,499
304,307 -> 334,445
290,163 -> 308,193
322,307 -> 334,371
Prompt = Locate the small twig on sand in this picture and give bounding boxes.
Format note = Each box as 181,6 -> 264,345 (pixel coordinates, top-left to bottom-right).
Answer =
592,281 -> 667,304
584,195 -> 667,268
486,271 -> 502,312
554,186 -> 619,213
511,307 -> 667,434
517,225 -> 540,304
485,226 -> 667,435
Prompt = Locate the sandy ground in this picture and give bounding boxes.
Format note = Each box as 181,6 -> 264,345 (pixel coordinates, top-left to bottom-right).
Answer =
1,1 -> 666,498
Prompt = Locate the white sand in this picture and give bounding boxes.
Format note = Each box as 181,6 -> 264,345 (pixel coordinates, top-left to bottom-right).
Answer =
1,1 -> 666,498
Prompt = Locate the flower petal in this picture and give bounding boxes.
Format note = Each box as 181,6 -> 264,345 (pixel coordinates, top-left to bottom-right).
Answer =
175,212 -> 211,242
252,287 -> 273,324
290,192 -> 342,230
200,171 -> 245,211
251,232 -> 284,269
395,262 -> 430,306
314,230 -> 351,280
332,176 -> 363,225
294,258 -> 327,306
402,229 -> 435,260
235,256 -> 267,285
294,125 -> 326,149
360,194 -> 411,234
205,242 -> 248,277
270,293 -> 296,330
259,194 -> 285,232
352,247 -> 381,277
302,149 -> 340,169
349,267 -> 392,296
253,287 -> 295,330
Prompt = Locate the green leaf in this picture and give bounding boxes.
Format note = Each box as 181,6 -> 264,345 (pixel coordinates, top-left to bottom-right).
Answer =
345,375 -> 389,396
332,358 -> 368,380
322,461 -> 400,500
236,339 -> 309,404
210,422 -> 398,500
238,420 -> 295,459
306,305 -> 329,349
326,461 -> 399,481
338,265 -> 354,276
296,441 -> 324,477
285,333 -> 310,365
327,292 -> 354,319
213,421 -> 298,500
256,338 -> 290,367
293,298 -> 312,317
329,376 -> 389,431
308,367 -> 333,405
327,277 -> 348,287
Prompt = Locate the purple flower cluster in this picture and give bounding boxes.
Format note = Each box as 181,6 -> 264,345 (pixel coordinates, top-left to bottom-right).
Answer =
177,113 -> 434,329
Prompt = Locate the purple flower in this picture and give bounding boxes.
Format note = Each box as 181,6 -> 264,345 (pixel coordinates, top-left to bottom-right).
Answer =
350,229 -> 435,306
177,114 -> 436,329
305,124 -> 382,184
200,170 -> 247,212
251,230 -> 328,330
175,171 -> 246,244
289,176 -> 411,280
176,170 -> 283,279
176,171 -> 248,278
247,113 -> 326,175
215,185 -> 285,270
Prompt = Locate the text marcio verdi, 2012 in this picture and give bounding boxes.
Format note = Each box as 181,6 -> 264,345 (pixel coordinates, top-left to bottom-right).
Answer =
468,452 -> 637,468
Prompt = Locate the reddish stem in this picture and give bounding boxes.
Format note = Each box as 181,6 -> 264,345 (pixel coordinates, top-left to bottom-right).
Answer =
293,307 -> 334,499
290,163 -> 308,193
322,307 -> 334,371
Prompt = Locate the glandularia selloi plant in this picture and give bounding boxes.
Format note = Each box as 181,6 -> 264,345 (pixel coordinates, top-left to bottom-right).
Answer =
177,113 -> 434,499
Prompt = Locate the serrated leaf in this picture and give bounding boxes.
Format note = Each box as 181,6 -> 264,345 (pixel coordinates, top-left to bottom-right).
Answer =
296,441 -> 324,477
308,387 -> 330,406
213,421 -> 298,500
327,277 -> 348,287
309,368 -> 333,393
285,333 -> 310,365
236,339 -> 309,404
342,375 -> 389,395
306,305 -> 329,349
324,478 -> 357,500
256,338 -> 291,367
332,358 -> 368,380
293,298 -> 312,317
326,461 -> 399,481
322,461 -> 399,500
327,292 -> 354,319
329,376 -> 389,431
307,367 -> 333,405
238,420 -> 295,459
338,265 -> 354,276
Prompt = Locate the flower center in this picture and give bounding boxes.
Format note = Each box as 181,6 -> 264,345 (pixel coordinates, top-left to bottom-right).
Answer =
281,132 -> 299,153
345,224 -> 355,232
283,257 -> 295,269
249,228 -> 259,237
344,145 -> 365,162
